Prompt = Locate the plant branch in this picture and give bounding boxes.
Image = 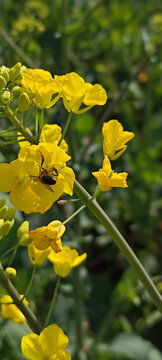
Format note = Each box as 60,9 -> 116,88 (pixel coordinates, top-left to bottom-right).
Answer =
74,180 -> 162,313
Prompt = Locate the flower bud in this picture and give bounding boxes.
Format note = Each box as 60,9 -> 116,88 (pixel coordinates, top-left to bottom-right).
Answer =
0,66 -> 10,83
0,205 -> 8,219
0,75 -> 6,90
5,207 -> 16,221
18,92 -> 30,112
19,233 -> 32,246
0,219 -> 14,237
5,267 -> 17,279
9,62 -> 22,82
11,86 -> 21,96
17,221 -> 29,239
0,90 -> 10,104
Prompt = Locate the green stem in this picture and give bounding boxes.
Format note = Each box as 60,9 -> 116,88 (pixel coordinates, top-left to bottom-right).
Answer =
4,105 -> 38,144
7,242 -> 19,267
44,276 -> 61,327
0,261 -> 42,334
39,109 -> 44,136
0,245 -> 17,259
35,107 -> 39,137
21,265 -> 37,301
72,267 -> 83,356
74,180 -> 162,313
63,204 -> 86,225
58,111 -> 72,146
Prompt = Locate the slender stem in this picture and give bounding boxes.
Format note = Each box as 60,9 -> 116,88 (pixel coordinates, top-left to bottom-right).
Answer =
35,107 -> 39,137
0,245 -> 17,259
44,276 -> 61,327
7,242 -> 19,267
39,109 -> 44,136
58,111 -> 72,146
21,265 -> 37,301
63,204 -> 86,225
74,180 -> 162,313
72,267 -> 83,356
0,261 -> 42,334
4,105 -> 38,144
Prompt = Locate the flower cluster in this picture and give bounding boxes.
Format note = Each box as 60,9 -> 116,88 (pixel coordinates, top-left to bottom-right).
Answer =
21,69 -> 107,113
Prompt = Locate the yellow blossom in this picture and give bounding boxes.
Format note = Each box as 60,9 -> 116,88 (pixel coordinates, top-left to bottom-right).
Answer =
92,155 -> 128,191
0,143 -> 75,213
55,72 -> 107,114
21,324 -> 71,360
0,295 -> 28,324
29,220 -> 65,251
48,246 -> 87,277
21,69 -> 61,109
19,124 -> 68,152
102,120 -> 134,160
28,242 -> 50,265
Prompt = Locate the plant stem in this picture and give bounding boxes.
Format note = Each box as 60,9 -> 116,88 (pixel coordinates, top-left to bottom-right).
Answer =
0,261 -> 42,334
72,267 -> 83,357
63,204 -> 86,225
39,109 -> 44,136
58,111 -> 72,146
4,105 -> 38,144
44,276 -> 61,327
74,180 -> 162,313
21,265 -> 37,301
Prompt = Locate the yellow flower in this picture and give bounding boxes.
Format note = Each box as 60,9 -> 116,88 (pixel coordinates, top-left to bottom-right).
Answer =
21,69 -> 61,109
102,120 -> 135,160
92,155 -> 128,191
19,124 -> 68,153
0,295 -> 28,324
48,246 -> 87,277
29,220 -> 65,251
55,72 -> 107,114
0,143 -> 75,213
28,242 -> 50,265
21,324 -> 71,360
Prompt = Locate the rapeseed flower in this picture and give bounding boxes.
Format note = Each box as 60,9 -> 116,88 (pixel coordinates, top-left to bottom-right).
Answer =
102,120 -> 134,160
48,245 -> 87,277
0,295 -> 28,324
28,242 -> 50,265
29,220 -> 65,251
21,69 -> 61,109
92,155 -> 128,191
19,124 -> 68,153
21,324 -> 71,360
0,143 -> 75,213
55,72 -> 107,114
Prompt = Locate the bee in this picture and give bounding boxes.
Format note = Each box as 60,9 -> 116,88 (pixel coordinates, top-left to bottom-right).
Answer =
30,151 -> 58,192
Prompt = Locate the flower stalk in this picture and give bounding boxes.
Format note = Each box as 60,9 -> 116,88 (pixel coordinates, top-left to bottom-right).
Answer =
74,179 -> 162,313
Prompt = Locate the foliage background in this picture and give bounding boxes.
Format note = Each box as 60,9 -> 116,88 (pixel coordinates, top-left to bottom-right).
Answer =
0,0 -> 162,359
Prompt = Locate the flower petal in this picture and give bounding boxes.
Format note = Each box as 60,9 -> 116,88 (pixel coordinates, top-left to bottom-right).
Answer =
40,324 -> 69,355
21,333 -> 43,360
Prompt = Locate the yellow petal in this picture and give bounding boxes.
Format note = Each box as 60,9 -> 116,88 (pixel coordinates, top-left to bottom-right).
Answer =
28,242 -> 50,265
61,167 -> 75,195
84,84 -> 107,106
1,295 -> 28,324
21,333 -> 43,360
0,163 -> 17,192
40,124 -> 68,152
40,324 -> 69,354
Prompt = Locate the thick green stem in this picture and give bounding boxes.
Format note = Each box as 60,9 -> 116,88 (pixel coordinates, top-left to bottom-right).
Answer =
44,276 -> 61,327
0,261 -> 42,334
74,180 -> 162,313
4,105 -> 38,144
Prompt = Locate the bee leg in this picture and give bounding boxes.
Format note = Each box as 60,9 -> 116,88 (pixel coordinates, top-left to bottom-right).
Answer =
46,185 -> 54,193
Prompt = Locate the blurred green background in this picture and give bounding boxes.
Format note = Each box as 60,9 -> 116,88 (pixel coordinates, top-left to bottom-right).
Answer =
0,0 -> 162,359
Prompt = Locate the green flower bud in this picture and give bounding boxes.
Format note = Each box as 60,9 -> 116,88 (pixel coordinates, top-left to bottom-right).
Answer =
5,207 -> 16,221
0,90 -> 10,104
11,86 -> 21,96
0,66 -> 10,83
0,219 -> 14,237
19,233 -> 32,246
0,75 -> 7,90
9,62 -> 22,82
0,198 -> 6,208
17,221 -> 29,239
18,92 -> 30,112
0,205 -> 8,219
5,267 -> 17,279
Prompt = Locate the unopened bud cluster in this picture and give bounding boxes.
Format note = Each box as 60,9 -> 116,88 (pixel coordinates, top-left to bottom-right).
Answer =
0,198 -> 15,238
0,63 -> 28,108
17,221 -> 32,246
